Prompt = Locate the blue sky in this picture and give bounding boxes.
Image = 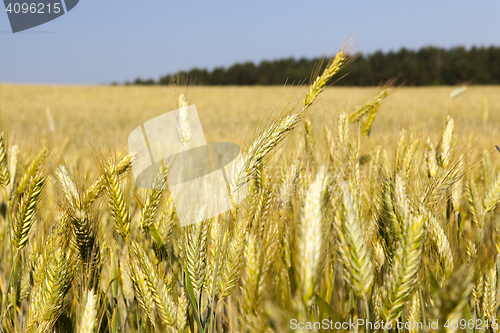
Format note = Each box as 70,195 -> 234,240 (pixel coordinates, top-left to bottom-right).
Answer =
1,0 -> 499,84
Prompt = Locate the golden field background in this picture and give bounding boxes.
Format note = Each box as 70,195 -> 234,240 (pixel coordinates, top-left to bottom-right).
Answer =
2,85 -> 500,165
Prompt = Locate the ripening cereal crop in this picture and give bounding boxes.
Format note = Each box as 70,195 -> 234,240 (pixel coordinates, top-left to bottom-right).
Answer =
1,46 -> 500,333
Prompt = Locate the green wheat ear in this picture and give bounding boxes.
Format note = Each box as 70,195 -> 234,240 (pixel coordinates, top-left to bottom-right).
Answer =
380,214 -> 424,323
336,182 -> 374,301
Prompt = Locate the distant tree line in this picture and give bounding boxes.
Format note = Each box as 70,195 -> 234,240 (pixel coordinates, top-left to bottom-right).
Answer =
126,46 -> 500,86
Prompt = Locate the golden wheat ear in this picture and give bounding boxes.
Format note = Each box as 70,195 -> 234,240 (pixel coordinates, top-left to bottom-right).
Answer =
26,233 -> 77,332
83,152 -> 133,207
349,89 -> 389,122
140,166 -> 167,230
103,162 -> 131,240
129,242 -> 177,329
0,132 -> 10,188
380,214 -> 424,323
13,173 -> 45,250
297,166 -> 329,306
77,289 -> 97,333
336,182 -> 374,301
16,147 -> 48,197
232,50 -> 349,190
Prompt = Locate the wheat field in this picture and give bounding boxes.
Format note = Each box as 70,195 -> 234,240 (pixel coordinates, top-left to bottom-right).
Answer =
1,52 -> 500,332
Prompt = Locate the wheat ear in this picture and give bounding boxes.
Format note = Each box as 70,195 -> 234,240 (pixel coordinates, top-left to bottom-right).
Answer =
438,116 -> 454,169
482,263 -> 498,324
395,129 -> 407,173
176,289 -> 188,331
0,132 -> 10,188
403,138 -> 420,179
127,248 -> 157,327
239,230 -> 265,330
337,182 -> 374,300
298,166 -> 329,305
483,173 -> 500,212
131,243 -> 177,328
356,89 -> 390,136
349,89 -> 389,123
380,214 -> 424,323
405,292 -> 421,333
17,147 -> 47,196
379,178 -> 401,259
141,167 -> 166,229
303,51 -> 346,108
56,165 -> 80,210
104,163 -> 130,239
78,289 -> 97,333
466,175 -> 483,228
83,153 -> 133,207
176,93 -> 191,146
184,218 -> 209,298
426,138 -> 439,178
219,215 -> 247,297
230,51 -> 347,191
425,211 -> 454,286
13,173 -> 45,250
27,237 -> 76,332
6,144 -> 18,197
